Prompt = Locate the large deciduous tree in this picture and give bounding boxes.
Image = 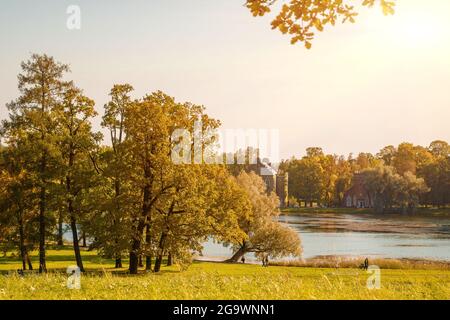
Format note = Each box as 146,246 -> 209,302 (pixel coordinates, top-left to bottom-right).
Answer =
54,86 -> 101,272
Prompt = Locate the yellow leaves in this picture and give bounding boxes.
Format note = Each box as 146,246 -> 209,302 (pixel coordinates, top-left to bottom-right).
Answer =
246,0 -> 271,17
362,0 -> 376,7
279,24 -> 289,34
381,0 -> 395,16
246,0 -> 396,48
314,19 -> 324,32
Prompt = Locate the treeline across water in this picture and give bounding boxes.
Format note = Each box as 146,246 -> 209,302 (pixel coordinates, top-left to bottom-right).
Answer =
280,141 -> 450,212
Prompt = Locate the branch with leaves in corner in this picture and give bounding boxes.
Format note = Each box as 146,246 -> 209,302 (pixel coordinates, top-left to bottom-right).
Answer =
245,0 -> 395,48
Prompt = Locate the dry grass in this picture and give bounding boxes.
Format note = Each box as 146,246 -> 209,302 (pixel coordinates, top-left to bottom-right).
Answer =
271,256 -> 450,270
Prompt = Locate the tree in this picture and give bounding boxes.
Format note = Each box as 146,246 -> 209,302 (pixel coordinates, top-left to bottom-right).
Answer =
355,152 -> 379,170
0,144 -> 36,270
419,141 -> 450,207
226,171 -> 301,262
99,84 -> 135,268
123,90 -> 244,273
2,54 -> 70,273
360,164 -> 429,213
396,172 -> 429,213
123,91 -> 182,274
393,143 -> 417,176
377,145 -> 396,166
54,86 -> 100,272
429,140 -> 450,158
295,156 -> 324,206
246,0 -> 395,48
319,154 -> 338,206
334,155 -> 352,205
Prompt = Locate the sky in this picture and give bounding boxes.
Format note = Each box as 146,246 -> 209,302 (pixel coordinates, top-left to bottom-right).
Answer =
0,0 -> 449,160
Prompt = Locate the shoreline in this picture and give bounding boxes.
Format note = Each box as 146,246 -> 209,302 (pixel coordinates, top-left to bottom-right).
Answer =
194,254 -> 450,270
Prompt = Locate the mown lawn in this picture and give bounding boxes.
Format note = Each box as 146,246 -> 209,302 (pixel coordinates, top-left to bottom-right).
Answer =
0,249 -> 449,300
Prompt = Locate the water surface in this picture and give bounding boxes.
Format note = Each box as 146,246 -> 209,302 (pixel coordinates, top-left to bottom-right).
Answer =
202,212 -> 450,261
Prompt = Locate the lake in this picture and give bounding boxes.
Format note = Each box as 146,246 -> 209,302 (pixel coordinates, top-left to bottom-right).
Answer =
201,212 -> 450,261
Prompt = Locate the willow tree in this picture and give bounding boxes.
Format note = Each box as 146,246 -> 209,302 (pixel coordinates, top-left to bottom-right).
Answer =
2,54 -> 71,272
226,171 -> 302,262
246,0 -> 395,48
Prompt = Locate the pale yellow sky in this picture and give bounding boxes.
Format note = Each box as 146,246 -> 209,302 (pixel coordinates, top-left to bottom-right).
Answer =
0,0 -> 449,159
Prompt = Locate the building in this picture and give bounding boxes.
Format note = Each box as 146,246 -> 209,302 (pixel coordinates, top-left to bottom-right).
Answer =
343,174 -> 373,208
248,157 -> 289,208
227,148 -> 289,207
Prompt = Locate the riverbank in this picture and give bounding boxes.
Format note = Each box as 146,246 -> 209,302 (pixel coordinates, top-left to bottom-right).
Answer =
0,249 -> 449,299
270,256 -> 450,270
281,207 -> 450,216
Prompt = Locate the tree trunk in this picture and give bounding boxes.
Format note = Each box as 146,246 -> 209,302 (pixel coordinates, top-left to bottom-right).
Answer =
81,231 -> 87,247
129,179 -> 151,274
129,249 -> 140,274
67,148 -> 84,273
115,256 -> 122,268
129,220 -> 145,274
154,231 -> 168,273
129,221 -> 145,274
57,209 -> 64,246
167,253 -> 172,266
153,255 -> 163,272
39,184 -> 47,273
145,223 -> 152,271
57,179 -> 64,246
225,245 -> 247,263
70,214 -> 85,272
146,255 -> 152,271
27,255 -> 33,270
113,180 -> 121,268
19,216 -> 27,270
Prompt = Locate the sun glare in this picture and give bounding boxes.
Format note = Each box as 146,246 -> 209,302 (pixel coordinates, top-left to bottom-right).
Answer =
394,12 -> 442,46
364,0 -> 449,48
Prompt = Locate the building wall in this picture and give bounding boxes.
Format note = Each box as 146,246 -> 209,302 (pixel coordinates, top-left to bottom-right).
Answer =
343,174 -> 373,208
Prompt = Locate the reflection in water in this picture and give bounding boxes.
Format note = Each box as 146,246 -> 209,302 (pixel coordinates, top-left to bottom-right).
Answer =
201,213 -> 450,261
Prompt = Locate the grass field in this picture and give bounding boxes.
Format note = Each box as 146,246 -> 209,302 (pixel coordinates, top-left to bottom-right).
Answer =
0,248 -> 449,300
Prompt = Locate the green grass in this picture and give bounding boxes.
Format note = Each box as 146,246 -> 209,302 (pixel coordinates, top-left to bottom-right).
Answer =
1,248 -> 449,300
